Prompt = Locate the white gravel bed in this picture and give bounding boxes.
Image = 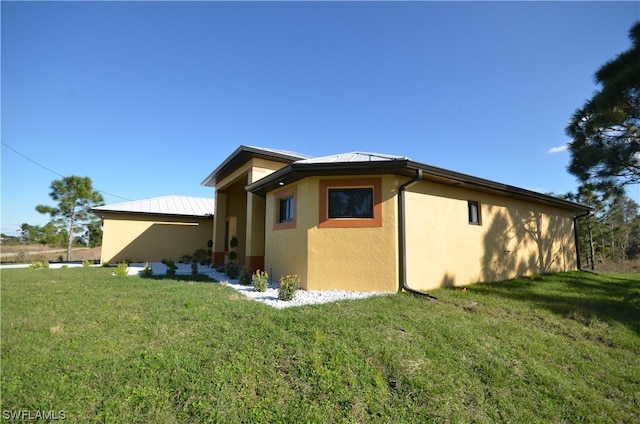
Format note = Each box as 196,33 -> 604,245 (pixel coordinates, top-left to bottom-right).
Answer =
127,262 -> 392,309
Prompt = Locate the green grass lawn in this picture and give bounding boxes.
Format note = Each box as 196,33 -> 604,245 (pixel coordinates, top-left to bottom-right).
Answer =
1,268 -> 639,423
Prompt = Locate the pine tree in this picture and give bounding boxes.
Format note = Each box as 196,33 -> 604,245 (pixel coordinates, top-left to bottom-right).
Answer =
567,22 -> 640,191
36,176 -> 104,261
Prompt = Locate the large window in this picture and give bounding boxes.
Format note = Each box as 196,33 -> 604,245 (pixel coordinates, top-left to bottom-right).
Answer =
328,188 -> 373,218
319,178 -> 382,228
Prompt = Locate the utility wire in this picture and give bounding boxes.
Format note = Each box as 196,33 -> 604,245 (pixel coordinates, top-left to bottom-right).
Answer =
2,141 -> 65,178
2,141 -> 133,201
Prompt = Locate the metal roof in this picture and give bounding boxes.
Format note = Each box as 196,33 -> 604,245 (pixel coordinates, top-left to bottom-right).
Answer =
296,152 -> 409,164
92,195 -> 215,218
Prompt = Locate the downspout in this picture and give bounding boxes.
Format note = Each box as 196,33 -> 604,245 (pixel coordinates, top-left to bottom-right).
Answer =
573,210 -> 591,271
398,169 -> 437,299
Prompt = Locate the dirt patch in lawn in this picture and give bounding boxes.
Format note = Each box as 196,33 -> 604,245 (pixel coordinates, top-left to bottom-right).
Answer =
0,246 -> 101,263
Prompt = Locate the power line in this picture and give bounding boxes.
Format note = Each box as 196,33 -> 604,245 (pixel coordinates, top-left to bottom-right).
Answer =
2,141 -> 65,178
2,141 -> 133,201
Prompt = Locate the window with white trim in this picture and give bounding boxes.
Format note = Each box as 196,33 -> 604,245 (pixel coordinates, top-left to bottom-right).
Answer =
468,200 -> 481,225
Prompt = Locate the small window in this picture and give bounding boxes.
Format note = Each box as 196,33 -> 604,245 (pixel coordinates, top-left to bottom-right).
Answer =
328,188 -> 373,218
279,196 -> 294,223
274,185 -> 297,230
468,200 -> 481,225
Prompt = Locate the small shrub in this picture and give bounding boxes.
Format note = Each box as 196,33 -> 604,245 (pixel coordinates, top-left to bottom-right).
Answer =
57,255 -> 64,262
206,245 -> 213,262
191,261 -> 198,275
180,254 -> 192,264
226,262 -> 240,279
141,262 -> 154,278
163,259 -> 178,276
113,261 -> 129,277
239,267 -> 252,285
216,265 -> 226,273
278,274 -> 300,301
30,260 -> 49,269
82,260 -> 92,268
228,236 -> 238,262
252,270 -> 269,292
192,249 -> 207,264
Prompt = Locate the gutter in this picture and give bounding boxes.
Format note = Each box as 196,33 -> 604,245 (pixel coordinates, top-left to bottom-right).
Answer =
397,169 -> 437,299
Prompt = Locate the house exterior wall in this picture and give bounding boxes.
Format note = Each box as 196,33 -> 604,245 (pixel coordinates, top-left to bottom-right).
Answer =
404,181 -> 578,290
264,175 -> 400,292
264,179 -> 312,286
263,174 -> 579,293
212,158 -> 289,266
100,213 -> 213,264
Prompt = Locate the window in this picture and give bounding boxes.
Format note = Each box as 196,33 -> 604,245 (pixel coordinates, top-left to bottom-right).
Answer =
279,196 -> 294,223
468,200 -> 481,225
319,178 -> 382,228
328,188 -> 373,218
273,185 -> 297,230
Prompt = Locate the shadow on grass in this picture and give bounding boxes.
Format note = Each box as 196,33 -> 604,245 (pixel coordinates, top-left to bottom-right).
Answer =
139,274 -> 218,283
468,271 -> 640,334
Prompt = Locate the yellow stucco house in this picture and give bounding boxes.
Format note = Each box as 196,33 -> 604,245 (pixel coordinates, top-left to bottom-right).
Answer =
93,195 -> 214,264
202,146 -> 591,293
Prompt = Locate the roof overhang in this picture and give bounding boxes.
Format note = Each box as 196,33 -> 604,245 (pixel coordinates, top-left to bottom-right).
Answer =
201,145 -> 311,187
246,159 -> 591,214
246,159 -> 410,196
91,208 -> 213,220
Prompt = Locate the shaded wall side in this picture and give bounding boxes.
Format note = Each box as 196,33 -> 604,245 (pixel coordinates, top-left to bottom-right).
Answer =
212,192 -> 227,265
405,182 -> 578,290
225,180 -> 247,264
214,158 -> 289,266
245,192 -> 266,269
306,175 -> 399,292
100,214 -> 213,264
264,180 -> 310,286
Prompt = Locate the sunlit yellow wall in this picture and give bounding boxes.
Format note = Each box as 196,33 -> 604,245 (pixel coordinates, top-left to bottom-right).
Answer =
100,213 -> 213,264
264,175 -> 400,292
404,181 -> 577,290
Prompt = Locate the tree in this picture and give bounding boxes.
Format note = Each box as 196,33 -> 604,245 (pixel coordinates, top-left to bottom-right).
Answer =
36,176 -> 104,262
603,195 -> 640,264
564,185 -> 602,270
84,220 -> 103,247
566,22 -> 640,192
19,222 -> 68,246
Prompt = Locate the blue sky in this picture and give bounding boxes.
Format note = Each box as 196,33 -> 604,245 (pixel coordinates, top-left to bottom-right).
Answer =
2,1 -> 639,236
